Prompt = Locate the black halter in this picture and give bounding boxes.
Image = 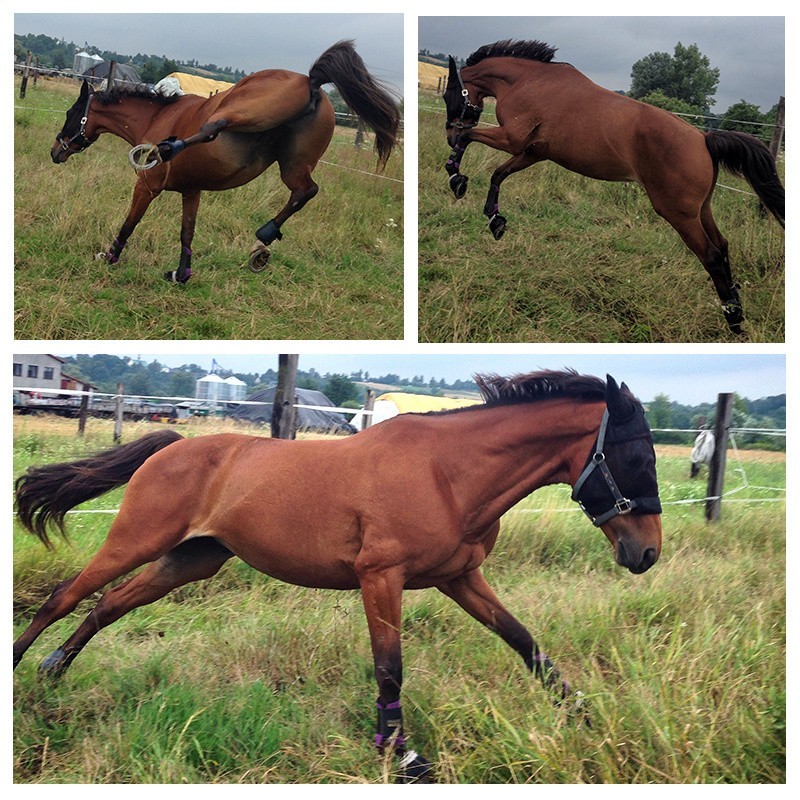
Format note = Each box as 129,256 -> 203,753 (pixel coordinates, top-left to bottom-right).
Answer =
452,67 -> 483,130
58,88 -> 95,154
571,410 -> 662,527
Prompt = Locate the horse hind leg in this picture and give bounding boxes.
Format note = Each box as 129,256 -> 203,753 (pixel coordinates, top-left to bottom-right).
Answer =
658,199 -> 744,334
164,190 -> 201,284
36,537 -> 233,679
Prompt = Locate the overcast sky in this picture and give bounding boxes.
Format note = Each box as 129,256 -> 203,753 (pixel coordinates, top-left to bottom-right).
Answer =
419,16 -> 785,112
13,13 -> 404,96
53,352 -> 786,406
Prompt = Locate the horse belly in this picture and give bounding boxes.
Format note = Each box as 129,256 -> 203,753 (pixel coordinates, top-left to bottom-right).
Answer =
209,500 -> 363,590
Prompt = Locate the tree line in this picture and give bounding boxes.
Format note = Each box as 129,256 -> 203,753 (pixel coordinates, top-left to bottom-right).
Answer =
14,32 -> 247,84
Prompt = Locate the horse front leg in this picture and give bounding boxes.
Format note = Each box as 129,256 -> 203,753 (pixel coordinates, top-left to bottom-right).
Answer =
483,151 -> 540,240
358,567 -> 432,783
438,569 -> 589,722
104,179 -> 160,266
445,133 -> 472,199
164,190 -> 201,284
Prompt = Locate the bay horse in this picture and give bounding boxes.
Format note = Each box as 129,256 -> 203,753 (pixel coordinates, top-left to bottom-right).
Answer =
13,371 -> 662,782
442,40 -> 785,333
51,40 -> 399,284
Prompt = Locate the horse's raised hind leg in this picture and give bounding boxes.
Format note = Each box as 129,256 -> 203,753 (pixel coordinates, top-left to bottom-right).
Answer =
154,119 -> 230,163
438,569 -> 588,721
358,567 -> 432,783
254,167 -> 319,248
36,537 -> 233,679
164,190 -> 201,284
104,178 -> 161,266
483,152 -> 540,240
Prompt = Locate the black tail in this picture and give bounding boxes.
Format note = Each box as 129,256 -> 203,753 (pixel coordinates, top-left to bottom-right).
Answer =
705,130 -> 785,227
309,40 -> 400,169
15,430 -> 183,548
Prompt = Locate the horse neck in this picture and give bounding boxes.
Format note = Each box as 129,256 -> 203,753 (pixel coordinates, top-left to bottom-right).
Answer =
434,399 -> 605,535
88,96 -> 163,145
462,58 -> 540,101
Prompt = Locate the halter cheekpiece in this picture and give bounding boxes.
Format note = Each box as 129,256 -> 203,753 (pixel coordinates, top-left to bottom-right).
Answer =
571,409 -> 662,526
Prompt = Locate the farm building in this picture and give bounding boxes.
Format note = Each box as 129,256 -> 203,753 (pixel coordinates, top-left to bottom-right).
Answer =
230,387 -> 355,434
82,60 -> 142,86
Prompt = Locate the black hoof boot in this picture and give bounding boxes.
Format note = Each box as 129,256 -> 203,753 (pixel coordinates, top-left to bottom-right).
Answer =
164,269 -> 192,284
489,214 -> 507,240
449,173 -> 469,200
396,751 -> 433,784
157,137 -> 186,163
722,303 -> 745,335
256,220 -> 283,246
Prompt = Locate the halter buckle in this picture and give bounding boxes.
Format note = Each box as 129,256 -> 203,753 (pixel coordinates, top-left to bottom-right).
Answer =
614,498 -> 633,515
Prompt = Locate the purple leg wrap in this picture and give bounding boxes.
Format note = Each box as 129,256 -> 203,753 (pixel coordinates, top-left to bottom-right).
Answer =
376,700 -> 406,751
106,237 -> 123,264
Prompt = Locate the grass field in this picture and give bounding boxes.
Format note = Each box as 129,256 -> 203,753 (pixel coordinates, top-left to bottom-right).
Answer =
14,78 -> 404,340
418,94 -> 785,343
12,416 -> 785,783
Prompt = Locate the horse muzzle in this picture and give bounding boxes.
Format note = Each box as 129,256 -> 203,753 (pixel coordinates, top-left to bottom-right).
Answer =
615,538 -> 660,574
51,141 -> 70,164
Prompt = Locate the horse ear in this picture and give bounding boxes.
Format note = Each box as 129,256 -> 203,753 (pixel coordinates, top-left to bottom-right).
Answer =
606,375 -> 635,420
447,56 -> 459,89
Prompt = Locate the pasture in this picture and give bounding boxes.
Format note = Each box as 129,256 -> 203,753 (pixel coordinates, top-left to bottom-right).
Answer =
418,95 -> 785,343
12,415 -> 785,783
13,78 -> 404,340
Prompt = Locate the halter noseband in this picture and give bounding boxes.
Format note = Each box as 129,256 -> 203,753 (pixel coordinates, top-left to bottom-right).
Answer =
571,409 -> 662,527
58,88 -> 95,154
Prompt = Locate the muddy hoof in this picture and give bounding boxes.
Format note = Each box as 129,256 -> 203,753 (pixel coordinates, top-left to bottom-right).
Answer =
247,243 -> 272,273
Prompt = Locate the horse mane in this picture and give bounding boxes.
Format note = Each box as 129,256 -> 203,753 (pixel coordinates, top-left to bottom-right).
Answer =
466,40 -> 558,67
96,83 -> 181,105
474,369 -> 606,407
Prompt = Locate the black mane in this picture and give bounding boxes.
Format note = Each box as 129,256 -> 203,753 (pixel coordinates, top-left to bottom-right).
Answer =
474,369 -> 606,407
95,82 -> 181,106
466,39 -> 558,67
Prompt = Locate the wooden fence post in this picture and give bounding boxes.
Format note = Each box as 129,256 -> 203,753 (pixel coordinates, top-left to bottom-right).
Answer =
705,392 -> 734,522
77,383 -> 90,437
113,382 -> 124,443
20,51 -> 32,98
362,389 -> 375,430
271,355 -> 298,440
769,96 -> 785,159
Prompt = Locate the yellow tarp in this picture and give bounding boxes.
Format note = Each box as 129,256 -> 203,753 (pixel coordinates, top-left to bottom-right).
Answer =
418,61 -> 449,92
166,72 -> 235,98
375,392 -> 479,414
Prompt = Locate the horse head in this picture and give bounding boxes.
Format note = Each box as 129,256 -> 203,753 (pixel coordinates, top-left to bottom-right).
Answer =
442,56 -> 483,145
51,81 -> 98,163
571,375 -> 662,574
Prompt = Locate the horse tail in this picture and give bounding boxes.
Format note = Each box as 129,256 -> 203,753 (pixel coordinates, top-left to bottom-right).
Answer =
15,429 -> 184,549
309,40 -> 400,170
705,130 -> 785,227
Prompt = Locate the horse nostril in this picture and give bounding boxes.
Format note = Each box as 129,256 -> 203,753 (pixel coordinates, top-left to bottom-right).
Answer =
642,547 -> 658,572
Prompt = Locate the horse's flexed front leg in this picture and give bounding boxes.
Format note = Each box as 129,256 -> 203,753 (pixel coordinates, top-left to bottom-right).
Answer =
445,138 -> 471,199
482,151 -> 541,241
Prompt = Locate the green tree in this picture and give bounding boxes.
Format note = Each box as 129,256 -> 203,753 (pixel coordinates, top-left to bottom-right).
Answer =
324,374 -> 358,407
719,100 -> 769,142
638,89 -> 706,126
630,42 -> 719,111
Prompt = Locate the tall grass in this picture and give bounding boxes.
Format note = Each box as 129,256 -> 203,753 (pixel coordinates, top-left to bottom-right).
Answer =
14,78 -> 404,340
418,94 -> 785,343
13,417 -> 785,783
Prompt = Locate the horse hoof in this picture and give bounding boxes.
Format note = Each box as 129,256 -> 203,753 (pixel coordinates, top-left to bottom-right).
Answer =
164,270 -> 191,284
247,243 -> 272,273
395,751 -> 433,784
449,174 -> 468,199
722,303 -> 744,332
38,648 -> 69,681
489,214 -> 507,240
